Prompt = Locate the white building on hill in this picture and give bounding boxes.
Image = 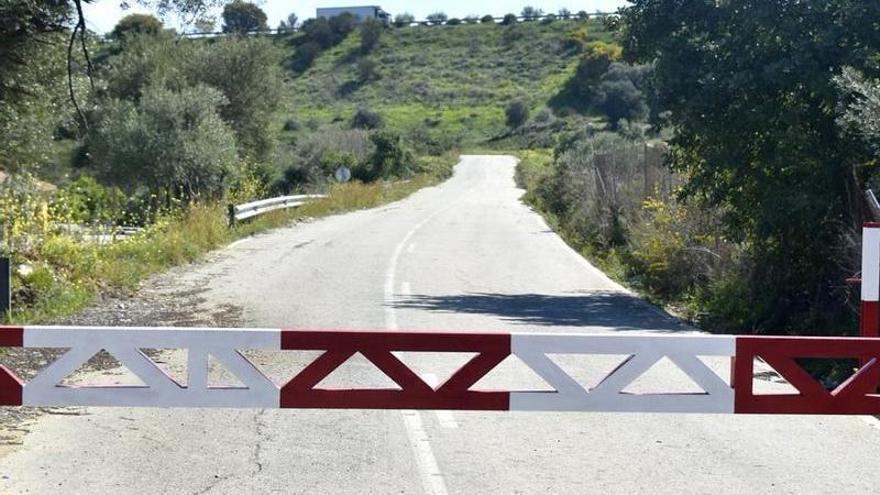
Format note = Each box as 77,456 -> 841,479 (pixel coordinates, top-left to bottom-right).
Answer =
316,6 -> 391,24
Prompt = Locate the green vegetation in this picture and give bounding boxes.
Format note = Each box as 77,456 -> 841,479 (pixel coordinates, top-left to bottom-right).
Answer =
515,1 -> 880,339
279,17 -> 617,153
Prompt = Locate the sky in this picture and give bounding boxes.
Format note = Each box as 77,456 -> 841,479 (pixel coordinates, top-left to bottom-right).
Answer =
83,1 -> 630,34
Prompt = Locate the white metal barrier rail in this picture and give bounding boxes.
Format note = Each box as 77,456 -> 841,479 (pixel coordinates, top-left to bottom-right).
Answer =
228,195 -> 327,226
0,326 -> 877,414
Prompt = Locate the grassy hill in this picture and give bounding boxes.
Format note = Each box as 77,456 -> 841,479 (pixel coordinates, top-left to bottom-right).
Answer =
276,18 -> 615,151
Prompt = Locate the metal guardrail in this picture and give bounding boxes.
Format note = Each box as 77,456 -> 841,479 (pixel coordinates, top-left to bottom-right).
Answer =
228,195 -> 327,226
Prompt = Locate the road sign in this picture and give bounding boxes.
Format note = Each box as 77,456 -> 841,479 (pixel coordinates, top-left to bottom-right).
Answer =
335,166 -> 352,183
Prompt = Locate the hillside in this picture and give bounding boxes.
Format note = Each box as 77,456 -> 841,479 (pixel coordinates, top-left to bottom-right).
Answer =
276,18 -> 615,151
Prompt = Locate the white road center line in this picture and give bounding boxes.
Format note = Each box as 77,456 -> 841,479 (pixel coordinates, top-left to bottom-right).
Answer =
422,374 -> 459,429
385,213 -> 451,495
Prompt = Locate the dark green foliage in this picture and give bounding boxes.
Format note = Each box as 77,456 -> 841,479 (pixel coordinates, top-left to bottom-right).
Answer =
623,0 -> 880,333
90,84 -> 237,199
221,0 -> 269,34
290,41 -> 322,72
541,14 -> 557,25
112,14 -> 163,40
351,107 -> 384,129
357,57 -> 379,82
301,18 -> 336,48
464,16 -> 479,24
328,13 -> 356,38
576,11 -> 589,20
426,12 -> 448,25
360,19 -> 383,52
558,8 -> 572,20
394,13 -> 415,27
481,15 -> 495,23
356,131 -> 415,181
501,14 -> 518,26
283,119 -> 300,131
505,100 -> 529,128
277,13 -> 298,32
185,37 -> 283,160
521,6 -> 543,21
446,18 -> 462,26
593,63 -> 651,126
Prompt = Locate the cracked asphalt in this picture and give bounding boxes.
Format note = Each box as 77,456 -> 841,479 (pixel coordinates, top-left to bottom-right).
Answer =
0,156 -> 879,494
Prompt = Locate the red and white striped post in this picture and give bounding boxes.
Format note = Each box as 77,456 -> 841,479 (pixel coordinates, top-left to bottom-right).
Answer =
862,223 -> 880,338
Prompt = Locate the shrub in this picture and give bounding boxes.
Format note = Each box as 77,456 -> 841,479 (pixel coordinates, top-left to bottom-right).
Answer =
427,12 -> 448,25
290,41 -> 322,72
559,8 -> 572,20
328,13 -> 357,38
593,79 -> 647,126
360,18 -> 383,52
500,14 -> 518,26
464,16 -> 480,24
283,119 -> 300,131
446,18 -> 462,26
221,0 -> 269,33
186,36 -> 283,161
351,107 -> 384,129
112,14 -> 163,40
521,6 -> 543,21
301,18 -> 336,48
358,131 -> 415,181
505,100 -> 529,128
541,14 -> 557,25
481,15 -> 495,23
90,84 -> 238,200
357,57 -> 380,82
394,13 -> 415,27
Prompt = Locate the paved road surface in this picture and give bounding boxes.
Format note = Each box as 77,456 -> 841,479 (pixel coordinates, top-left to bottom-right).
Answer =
1,156 -> 879,494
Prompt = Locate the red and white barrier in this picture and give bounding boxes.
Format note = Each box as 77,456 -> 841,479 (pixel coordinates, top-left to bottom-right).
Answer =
1,326 -> 878,414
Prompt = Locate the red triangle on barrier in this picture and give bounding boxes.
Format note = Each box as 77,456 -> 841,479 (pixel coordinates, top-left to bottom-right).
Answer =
0,365 -> 23,406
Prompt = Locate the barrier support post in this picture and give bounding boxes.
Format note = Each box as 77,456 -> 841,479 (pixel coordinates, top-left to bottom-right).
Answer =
0,257 -> 9,316
861,223 -> 880,338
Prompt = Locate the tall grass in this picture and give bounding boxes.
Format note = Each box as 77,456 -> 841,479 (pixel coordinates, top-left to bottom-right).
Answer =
4,152 -> 458,324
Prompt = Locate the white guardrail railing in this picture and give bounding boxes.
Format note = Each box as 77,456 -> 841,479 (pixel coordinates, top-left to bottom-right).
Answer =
228,195 -> 327,226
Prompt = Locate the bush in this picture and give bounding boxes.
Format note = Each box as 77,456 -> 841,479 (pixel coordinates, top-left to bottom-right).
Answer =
360,18 -> 383,52
559,8 -> 572,20
394,13 -> 415,27
593,79 -> 647,126
301,18 -> 336,48
576,11 -> 589,20
290,41 -> 322,72
357,57 -> 380,82
481,15 -> 495,23
221,0 -> 269,33
446,18 -> 462,26
427,12 -> 448,25
464,16 -> 480,24
90,84 -> 238,200
521,6 -> 543,21
351,107 -> 384,129
505,100 -> 529,128
283,119 -> 300,131
186,36 -> 283,161
541,14 -> 557,24
500,14 -> 518,25
328,13 -> 357,38
357,131 -> 415,181
112,14 -> 163,40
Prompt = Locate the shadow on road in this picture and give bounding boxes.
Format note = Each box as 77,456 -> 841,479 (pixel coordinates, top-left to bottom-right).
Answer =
393,291 -> 689,331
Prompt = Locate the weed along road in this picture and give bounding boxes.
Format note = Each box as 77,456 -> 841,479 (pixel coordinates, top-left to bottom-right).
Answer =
1,156 -> 880,494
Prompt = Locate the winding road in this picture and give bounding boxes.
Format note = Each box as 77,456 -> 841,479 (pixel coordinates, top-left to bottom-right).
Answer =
1,156 -> 879,494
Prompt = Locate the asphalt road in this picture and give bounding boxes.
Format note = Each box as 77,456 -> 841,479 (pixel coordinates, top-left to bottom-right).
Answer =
1,156 -> 879,494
